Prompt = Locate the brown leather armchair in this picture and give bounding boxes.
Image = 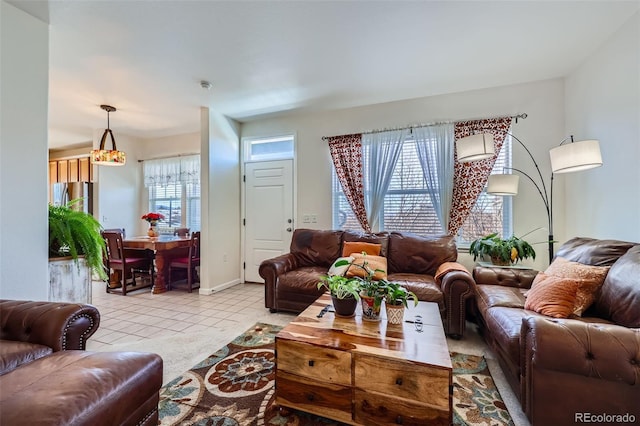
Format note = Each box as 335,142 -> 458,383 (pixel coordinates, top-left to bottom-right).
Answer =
260,228 -> 475,338
0,300 -> 162,425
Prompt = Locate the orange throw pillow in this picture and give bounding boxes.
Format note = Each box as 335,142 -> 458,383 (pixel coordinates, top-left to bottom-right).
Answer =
544,257 -> 610,316
342,241 -> 382,257
346,253 -> 387,281
524,272 -> 580,318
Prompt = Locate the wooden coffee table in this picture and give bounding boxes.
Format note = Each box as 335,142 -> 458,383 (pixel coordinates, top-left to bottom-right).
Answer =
275,293 -> 452,426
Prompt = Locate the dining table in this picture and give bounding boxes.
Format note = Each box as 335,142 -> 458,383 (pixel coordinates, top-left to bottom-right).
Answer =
123,235 -> 192,294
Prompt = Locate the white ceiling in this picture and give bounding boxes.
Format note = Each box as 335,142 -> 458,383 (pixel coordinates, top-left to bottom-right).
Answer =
10,0 -> 639,149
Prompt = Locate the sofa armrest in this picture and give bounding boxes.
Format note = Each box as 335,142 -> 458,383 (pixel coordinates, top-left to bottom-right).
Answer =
0,300 -> 100,351
437,263 -> 475,338
473,266 -> 538,289
521,316 -> 640,423
259,253 -> 302,310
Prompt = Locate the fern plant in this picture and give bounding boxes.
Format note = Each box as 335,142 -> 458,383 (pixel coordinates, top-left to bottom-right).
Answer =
49,200 -> 107,280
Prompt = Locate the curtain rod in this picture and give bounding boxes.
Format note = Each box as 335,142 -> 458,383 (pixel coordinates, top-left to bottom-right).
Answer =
321,113 -> 527,140
138,152 -> 200,163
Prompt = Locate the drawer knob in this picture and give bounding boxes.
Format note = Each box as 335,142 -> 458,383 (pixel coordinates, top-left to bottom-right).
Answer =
308,360 -> 315,367
396,415 -> 403,424
395,377 -> 403,386
306,393 -> 315,401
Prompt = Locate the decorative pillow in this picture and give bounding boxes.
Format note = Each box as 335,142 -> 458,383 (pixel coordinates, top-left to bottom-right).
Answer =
545,256 -> 610,315
346,253 -> 387,281
524,272 -> 581,318
342,241 -> 382,257
327,256 -> 355,277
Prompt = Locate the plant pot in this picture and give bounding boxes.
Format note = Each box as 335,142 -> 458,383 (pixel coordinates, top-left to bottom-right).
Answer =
331,295 -> 357,317
49,256 -> 92,303
385,303 -> 405,325
360,294 -> 382,321
490,255 -> 511,266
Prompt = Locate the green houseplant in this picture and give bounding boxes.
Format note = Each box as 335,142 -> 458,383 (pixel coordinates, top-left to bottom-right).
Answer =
317,274 -> 361,317
383,281 -> 418,325
49,201 -> 108,280
469,233 -> 536,266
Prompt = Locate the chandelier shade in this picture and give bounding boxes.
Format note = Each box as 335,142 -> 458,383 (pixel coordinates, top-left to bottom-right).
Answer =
456,133 -> 495,162
90,105 -> 126,166
549,139 -> 602,174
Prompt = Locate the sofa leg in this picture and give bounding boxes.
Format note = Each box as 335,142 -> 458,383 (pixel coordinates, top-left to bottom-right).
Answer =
448,334 -> 462,340
269,308 -> 277,313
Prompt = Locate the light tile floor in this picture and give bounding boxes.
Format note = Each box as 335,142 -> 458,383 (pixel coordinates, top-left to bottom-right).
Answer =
86,280 -> 293,350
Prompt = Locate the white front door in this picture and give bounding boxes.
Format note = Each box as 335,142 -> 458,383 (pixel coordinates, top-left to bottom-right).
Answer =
244,159 -> 294,282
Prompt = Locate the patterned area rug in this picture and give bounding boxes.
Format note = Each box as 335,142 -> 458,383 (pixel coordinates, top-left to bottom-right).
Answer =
158,323 -> 513,426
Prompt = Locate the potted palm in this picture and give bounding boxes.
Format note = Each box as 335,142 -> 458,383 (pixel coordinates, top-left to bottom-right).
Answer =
383,281 -> 418,325
469,233 -> 536,266
49,201 -> 107,302
317,274 -> 361,317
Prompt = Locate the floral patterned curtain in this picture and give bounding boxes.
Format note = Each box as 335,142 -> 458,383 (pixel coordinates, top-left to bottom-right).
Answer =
327,134 -> 370,232
447,117 -> 512,236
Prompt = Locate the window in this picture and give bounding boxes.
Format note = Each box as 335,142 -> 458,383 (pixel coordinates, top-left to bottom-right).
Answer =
144,155 -> 200,232
243,135 -> 294,162
332,134 -> 512,241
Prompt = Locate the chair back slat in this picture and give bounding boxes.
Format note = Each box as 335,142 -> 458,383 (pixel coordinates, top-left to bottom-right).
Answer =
190,232 -> 201,261
102,231 -> 125,262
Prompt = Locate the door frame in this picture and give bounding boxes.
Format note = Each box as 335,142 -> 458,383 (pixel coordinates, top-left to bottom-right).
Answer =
240,133 -> 297,283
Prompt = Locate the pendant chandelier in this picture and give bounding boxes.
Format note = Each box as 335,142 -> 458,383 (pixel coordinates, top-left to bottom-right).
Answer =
90,104 -> 126,166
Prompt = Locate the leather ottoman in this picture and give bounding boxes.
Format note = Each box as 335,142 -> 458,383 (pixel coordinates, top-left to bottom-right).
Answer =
0,350 -> 163,426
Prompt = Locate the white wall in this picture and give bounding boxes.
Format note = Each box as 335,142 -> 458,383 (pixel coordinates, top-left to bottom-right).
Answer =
565,12 -> 640,242
241,79 -> 566,271
0,2 -> 50,300
200,108 -> 241,293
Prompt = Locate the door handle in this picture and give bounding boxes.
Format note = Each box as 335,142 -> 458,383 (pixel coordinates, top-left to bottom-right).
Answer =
286,228 -> 292,232
287,219 -> 292,223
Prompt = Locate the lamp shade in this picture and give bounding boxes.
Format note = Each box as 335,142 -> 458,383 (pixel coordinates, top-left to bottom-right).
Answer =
549,139 -> 602,174
91,105 -> 126,166
487,174 -> 519,196
456,133 -> 495,163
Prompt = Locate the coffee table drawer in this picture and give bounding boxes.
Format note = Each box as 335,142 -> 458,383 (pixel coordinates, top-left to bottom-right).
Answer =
354,389 -> 449,426
276,339 -> 351,385
354,353 -> 450,407
276,370 -> 353,424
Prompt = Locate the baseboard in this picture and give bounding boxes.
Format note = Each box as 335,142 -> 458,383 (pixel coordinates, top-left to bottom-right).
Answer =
198,278 -> 241,295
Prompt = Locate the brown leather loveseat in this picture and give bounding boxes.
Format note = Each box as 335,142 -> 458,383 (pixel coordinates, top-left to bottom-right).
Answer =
259,228 -> 475,338
472,237 -> 640,426
0,300 -> 163,425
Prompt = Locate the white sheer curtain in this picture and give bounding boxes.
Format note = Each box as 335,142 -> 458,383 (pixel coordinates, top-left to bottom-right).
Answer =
362,129 -> 408,232
143,155 -> 200,187
413,123 -> 455,233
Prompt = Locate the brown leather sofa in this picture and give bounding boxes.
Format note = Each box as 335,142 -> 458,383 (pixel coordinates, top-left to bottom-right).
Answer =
472,237 -> 640,426
0,300 -> 163,425
259,228 -> 475,338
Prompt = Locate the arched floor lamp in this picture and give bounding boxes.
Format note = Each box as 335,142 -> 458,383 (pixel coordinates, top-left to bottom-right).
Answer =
457,129 -> 603,264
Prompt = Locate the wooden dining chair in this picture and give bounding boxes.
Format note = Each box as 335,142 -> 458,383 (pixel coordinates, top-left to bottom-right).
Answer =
168,231 -> 200,292
173,227 -> 190,237
102,230 -> 154,295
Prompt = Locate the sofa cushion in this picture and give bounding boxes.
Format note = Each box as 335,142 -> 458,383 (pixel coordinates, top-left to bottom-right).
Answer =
483,307 -> 532,380
555,237 -> 635,266
544,257 -> 610,315
290,229 -> 343,267
0,340 -> 52,376
278,266 -> 328,296
346,254 -> 387,280
341,231 -> 389,257
595,245 -> 640,327
475,285 -> 526,312
387,273 -> 444,310
524,272 -> 581,318
387,232 -> 456,275
0,350 -> 162,426
342,241 -> 381,257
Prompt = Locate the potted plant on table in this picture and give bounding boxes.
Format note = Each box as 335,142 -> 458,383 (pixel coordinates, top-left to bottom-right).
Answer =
317,274 -> 361,317
352,261 -> 388,321
141,212 -> 165,237
469,233 -> 536,266
383,281 -> 418,325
